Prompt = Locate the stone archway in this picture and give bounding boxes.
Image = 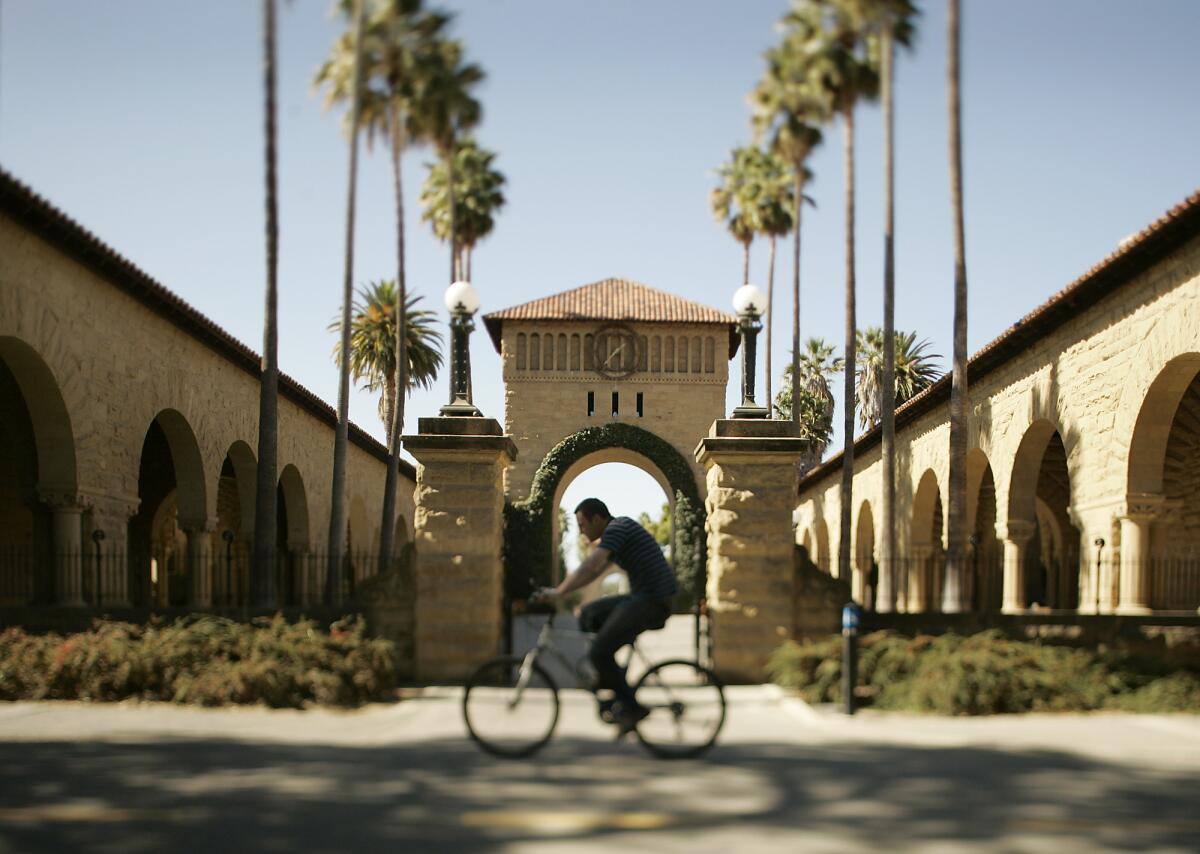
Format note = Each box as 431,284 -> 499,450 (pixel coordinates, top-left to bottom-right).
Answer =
0,337 -> 79,604
504,423 -> 705,604
855,500 -> 876,608
910,470 -> 943,613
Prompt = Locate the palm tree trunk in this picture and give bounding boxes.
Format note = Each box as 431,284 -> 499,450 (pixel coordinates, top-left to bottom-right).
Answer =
465,245 -> 472,281
741,241 -> 750,286
838,103 -> 857,591
379,106 -> 409,577
944,0 -> 969,613
766,234 -> 776,411
327,0 -> 367,605
878,27 -> 897,614
252,0 -> 280,609
791,169 -> 803,431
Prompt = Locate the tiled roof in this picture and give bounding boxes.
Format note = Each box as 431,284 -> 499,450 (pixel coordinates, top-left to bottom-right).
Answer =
482,277 -> 740,356
0,167 -> 411,478
797,186 -> 1200,494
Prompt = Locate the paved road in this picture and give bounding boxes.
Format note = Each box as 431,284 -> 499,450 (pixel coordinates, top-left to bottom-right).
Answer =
1,688 -> 1198,853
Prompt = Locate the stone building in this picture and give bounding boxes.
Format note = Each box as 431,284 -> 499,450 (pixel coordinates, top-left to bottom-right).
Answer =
794,188 -> 1200,616
0,168 -> 415,611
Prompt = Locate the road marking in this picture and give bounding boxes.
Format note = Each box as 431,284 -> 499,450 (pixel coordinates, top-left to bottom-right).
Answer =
460,810 -> 677,832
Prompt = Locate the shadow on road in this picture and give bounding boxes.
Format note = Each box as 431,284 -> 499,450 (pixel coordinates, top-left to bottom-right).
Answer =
0,735 -> 1196,852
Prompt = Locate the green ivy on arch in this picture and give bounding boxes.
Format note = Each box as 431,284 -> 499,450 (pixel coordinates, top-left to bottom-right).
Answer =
504,423 -> 706,607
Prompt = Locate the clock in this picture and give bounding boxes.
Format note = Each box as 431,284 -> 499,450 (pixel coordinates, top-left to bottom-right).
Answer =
592,322 -> 640,379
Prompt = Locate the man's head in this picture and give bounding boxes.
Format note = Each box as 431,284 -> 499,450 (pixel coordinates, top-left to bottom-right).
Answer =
574,497 -> 612,541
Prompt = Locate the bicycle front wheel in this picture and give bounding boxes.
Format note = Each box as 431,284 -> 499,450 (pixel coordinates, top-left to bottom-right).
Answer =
462,655 -> 560,759
633,659 -> 726,759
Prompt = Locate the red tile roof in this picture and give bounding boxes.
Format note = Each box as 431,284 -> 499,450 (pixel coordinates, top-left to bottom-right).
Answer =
482,277 -> 740,356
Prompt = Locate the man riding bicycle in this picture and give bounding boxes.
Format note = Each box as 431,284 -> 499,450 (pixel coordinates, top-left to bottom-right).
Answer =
535,497 -> 677,735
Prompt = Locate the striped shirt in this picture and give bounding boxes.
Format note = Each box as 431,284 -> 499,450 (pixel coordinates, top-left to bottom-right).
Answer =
599,516 -> 678,601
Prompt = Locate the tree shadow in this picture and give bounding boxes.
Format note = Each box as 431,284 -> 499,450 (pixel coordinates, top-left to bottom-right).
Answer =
0,732 -> 1196,852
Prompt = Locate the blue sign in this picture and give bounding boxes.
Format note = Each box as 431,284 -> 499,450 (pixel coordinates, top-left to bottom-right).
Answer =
842,603 -> 861,633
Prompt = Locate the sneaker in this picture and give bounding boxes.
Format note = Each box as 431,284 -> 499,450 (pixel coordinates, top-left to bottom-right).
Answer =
597,698 -> 617,724
611,701 -> 650,738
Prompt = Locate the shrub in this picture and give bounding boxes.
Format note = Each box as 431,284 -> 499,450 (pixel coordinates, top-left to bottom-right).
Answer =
768,630 -> 1200,715
0,615 -> 396,708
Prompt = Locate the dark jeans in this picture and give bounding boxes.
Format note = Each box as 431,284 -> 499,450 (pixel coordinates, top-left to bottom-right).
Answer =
579,594 -> 671,706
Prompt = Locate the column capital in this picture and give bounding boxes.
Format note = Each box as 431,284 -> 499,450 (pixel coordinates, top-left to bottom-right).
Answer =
1000,519 -> 1037,544
37,488 -> 89,512
183,517 -> 220,535
1120,492 -> 1164,522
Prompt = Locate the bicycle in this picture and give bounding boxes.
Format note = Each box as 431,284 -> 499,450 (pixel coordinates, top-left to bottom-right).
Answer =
462,605 -> 726,760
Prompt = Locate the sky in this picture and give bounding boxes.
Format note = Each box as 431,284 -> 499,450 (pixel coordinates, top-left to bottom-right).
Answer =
2,0 -> 1199,550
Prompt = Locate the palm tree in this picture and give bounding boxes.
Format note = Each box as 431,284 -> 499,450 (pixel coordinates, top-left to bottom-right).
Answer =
419,137 -> 506,280
752,150 -> 803,408
800,0 -> 879,586
773,337 -> 843,470
321,0 -> 369,604
945,0 -> 969,612
315,0 -> 452,575
710,146 -> 762,286
329,282 -> 444,427
855,327 -> 941,429
411,38 -> 484,287
252,0 -> 281,608
840,0 -> 919,613
751,10 -> 828,438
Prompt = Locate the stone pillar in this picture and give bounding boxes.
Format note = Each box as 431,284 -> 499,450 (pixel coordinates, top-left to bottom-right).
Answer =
43,491 -> 86,606
695,419 -> 809,684
1117,494 -> 1162,615
403,417 -> 517,682
185,519 -> 217,608
1001,519 -> 1037,614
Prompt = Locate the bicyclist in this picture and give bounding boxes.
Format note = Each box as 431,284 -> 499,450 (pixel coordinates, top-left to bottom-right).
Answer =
535,497 -> 677,735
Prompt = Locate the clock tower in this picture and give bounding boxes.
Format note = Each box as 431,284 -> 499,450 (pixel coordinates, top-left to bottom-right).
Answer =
482,277 -> 739,504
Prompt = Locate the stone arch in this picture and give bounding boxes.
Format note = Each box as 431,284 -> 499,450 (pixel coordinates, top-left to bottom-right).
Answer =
129,410 -> 207,607
968,449 -> 1002,612
223,441 -> 258,536
1126,353 -> 1200,496
909,470 -> 943,612
277,464 -> 310,548
505,423 -> 705,604
0,336 -> 77,495
814,516 -> 831,573
911,470 -> 943,548
1008,419 -> 1079,609
855,500 -> 877,608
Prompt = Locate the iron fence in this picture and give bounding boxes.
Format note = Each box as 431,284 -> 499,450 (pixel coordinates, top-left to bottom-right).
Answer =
0,546 -> 409,609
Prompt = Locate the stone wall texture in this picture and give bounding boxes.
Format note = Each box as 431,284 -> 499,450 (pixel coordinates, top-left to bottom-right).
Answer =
0,209 -> 415,578
795,230 -> 1200,614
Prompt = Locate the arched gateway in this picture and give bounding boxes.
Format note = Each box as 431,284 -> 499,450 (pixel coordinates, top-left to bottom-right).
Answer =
482,277 -> 738,604
406,277 -> 812,683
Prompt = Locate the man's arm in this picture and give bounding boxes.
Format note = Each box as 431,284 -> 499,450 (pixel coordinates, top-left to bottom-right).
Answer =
551,544 -> 613,599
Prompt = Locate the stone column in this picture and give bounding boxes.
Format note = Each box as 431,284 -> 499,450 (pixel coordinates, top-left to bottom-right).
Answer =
695,419 -> 809,684
185,519 -> 217,608
1001,519 -> 1037,614
1117,494 -> 1162,615
42,491 -> 86,606
403,417 -> 517,682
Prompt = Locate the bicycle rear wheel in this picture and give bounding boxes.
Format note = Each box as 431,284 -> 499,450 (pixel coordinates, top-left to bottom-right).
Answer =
632,659 -> 725,759
462,655 -> 560,758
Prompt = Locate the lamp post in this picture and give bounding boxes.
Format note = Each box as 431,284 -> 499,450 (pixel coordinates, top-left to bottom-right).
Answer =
732,283 -> 769,419
441,280 -> 483,417
1093,536 -> 1105,613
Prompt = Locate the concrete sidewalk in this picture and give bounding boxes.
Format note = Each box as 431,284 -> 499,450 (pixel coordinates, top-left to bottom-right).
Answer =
1,689 -> 1198,853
